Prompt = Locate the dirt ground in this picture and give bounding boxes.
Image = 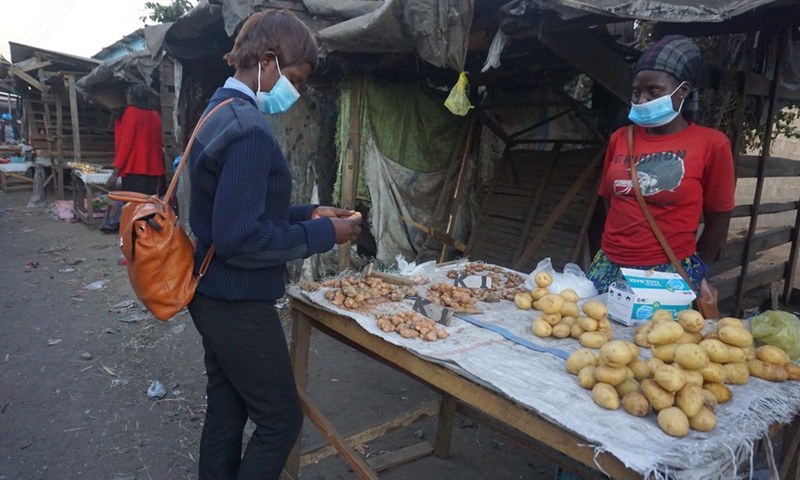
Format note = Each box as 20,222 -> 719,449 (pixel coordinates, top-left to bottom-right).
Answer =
0,189 -> 554,480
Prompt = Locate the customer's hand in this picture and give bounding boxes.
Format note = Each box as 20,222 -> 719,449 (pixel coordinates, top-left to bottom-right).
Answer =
312,206 -> 357,219
330,217 -> 362,244
105,172 -> 118,190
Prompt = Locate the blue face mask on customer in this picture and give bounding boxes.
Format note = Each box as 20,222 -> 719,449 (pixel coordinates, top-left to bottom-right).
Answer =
628,82 -> 686,127
256,58 -> 300,115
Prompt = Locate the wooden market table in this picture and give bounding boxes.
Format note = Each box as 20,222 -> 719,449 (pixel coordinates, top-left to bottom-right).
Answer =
286,293 -> 800,480
70,169 -> 115,229
0,161 -> 34,192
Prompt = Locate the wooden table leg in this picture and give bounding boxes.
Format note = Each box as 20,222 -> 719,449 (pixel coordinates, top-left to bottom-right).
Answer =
286,309 -> 313,479
434,393 -> 457,458
780,416 -> 800,480
85,182 -> 95,230
0,171 -> 6,191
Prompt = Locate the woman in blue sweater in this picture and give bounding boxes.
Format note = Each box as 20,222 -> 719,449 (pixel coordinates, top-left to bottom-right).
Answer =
187,10 -> 362,480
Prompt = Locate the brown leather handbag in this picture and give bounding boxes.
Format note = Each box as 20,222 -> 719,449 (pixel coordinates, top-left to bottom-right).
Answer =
627,126 -> 720,319
109,99 -> 232,321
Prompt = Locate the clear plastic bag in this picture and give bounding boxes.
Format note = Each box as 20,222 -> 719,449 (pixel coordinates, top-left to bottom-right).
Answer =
444,72 -> 473,116
522,258 -> 598,299
752,310 -> 800,361
395,254 -> 436,277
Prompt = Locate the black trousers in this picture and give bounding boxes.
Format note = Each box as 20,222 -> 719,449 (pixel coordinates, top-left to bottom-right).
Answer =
121,174 -> 161,196
188,294 -> 302,480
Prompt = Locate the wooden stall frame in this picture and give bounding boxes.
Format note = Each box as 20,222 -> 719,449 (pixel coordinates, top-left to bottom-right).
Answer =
286,297 -> 641,480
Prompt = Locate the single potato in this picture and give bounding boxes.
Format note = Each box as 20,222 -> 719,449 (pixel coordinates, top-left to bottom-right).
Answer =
560,302 -> 579,318
532,319 -> 552,338
615,378 -> 640,398
703,331 -> 720,341
689,407 -> 718,432
701,389 -> 719,412
592,383 -> 620,410
677,309 -> 705,333
748,359 -> 788,382
756,345 -> 790,367
538,294 -> 565,314
651,310 -> 674,324
577,315 -> 599,332
552,323 -> 571,339
534,271 -> 553,288
593,365 -> 629,386
578,366 -> 598,389
727,346 -> 748,364
683,369 -> 704,387
698,362 -> 726,384
744,346 -> 758,361
582,300 -> 608,321
580,331 -> 609,349
597,317 -> 612,332
642,379 -> 675,411
717,317 -> 743,330
559,288 -> 580,303
542,313 -> 562,326
703,383 -> 732,404
654,364 -> 686,393
532,287 -> 550,301
658,407 -> 690,437
627,342 -> 641,359
566,348 -> 599,375
674,344 -> 710,370
599,340 -> 634,368
785,362 -> 800,381
648,322 -> 685,346
675,384 -> 705,418
515,292 -> 533,310
651,343 -> 679,362
718,326 -> 753,348
622,392 -> 650,417
627,361 -> 651,383
699,339 -> 730,364
570,323 -> 586,339
560,316 -> 577,327
723,362 -> 750,385
645,357 -> 665,373
675,331 -> 704,345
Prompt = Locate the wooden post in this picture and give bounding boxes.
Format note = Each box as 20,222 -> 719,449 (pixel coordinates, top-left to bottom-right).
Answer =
286,309 -> 313,479
338,78 -> 363,271
439,119 -> 475,263
67,74 -> 82,164
434,393 -> 458,458
735,31 -> 785,314
55,95 -> 65,199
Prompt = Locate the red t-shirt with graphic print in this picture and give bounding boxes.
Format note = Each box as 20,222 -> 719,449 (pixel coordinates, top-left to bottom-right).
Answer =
598,124 -> 735,266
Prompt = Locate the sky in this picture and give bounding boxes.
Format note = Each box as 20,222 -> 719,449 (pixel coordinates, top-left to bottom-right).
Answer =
0,0 -> 155,61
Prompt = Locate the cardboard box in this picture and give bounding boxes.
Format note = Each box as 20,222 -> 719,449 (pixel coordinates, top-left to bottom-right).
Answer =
607,268 -> 697,326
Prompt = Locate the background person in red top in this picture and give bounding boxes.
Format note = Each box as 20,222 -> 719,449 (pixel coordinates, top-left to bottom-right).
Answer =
586,35 -> 735,294
105,84 -> 165,194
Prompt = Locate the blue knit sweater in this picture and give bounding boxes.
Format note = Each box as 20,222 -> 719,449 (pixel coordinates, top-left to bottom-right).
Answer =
188,88 -> 335,302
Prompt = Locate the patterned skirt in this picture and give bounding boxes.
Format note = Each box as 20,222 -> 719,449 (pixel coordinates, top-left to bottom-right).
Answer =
587,249 -> 707,294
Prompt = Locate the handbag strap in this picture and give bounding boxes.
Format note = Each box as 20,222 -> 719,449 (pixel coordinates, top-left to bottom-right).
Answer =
627,125 -> 695,288
169,98 -> 233,279
164,98 -> 234,202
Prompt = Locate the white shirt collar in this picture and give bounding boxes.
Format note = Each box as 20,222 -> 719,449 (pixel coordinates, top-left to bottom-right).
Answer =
223,77 -> 257,103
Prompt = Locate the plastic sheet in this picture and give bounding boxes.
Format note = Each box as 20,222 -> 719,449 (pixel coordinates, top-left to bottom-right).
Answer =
752,310 -> 800,361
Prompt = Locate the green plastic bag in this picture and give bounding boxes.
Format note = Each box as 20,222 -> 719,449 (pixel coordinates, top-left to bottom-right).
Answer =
444,72 -> 473,116
751,310 -> 800,361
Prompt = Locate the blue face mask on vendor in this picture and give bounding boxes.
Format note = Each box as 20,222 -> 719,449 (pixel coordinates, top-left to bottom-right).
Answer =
256,58 -> 300,115
628,82 -> 686,128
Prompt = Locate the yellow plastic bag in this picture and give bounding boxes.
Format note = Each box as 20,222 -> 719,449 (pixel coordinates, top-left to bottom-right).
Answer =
752,310 -> 800,361
444,72 -> 473,116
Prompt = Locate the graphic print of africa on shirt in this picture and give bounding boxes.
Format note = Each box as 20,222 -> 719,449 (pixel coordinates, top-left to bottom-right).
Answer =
613,151 -> 686,197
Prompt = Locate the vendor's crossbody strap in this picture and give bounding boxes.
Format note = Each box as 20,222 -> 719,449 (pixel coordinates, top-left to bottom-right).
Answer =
627,125 -> 694,288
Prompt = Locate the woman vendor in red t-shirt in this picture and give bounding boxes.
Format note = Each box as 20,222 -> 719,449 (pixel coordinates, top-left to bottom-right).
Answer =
587,35 -> 735,293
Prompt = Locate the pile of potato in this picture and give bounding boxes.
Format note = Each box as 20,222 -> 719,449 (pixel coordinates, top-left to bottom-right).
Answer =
519,272 -> 614,346
321,276 -> 417,309
376,311 -> 450,341
567,309 -> 800,438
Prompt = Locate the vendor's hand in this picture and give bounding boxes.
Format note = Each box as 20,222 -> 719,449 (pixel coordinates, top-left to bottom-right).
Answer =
105,173 -> 118,190
312,206 -> 357,220
330,217 -> 362,244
